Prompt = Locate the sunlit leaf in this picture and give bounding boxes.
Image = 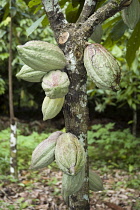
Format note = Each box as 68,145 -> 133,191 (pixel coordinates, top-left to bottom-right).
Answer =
26,14 -> 46,36
0,30 -> 6,38
28,0 -> 41,8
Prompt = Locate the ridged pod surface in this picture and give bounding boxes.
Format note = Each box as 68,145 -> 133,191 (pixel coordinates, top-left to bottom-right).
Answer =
62,167 -> 85,203
30,131 -> 63,170
89,170 -> 104,191
16,65 -> 46,82
17,40 -> 67,72
42,70 -> 70,99
42,96 -> 64,121
84,43 -> 121,90
122,0 -> 140,29
55,133 -> 86,175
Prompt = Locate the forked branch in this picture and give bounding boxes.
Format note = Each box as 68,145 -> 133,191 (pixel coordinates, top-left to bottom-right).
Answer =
78,0 -> 132,39
77,0 -> 97,23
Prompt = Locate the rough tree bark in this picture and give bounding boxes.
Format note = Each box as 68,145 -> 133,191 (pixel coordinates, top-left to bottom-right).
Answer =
42,0 -> 131,209
8,1 -> 18,179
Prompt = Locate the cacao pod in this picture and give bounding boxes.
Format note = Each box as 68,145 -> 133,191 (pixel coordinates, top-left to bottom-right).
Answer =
62,167 -> 85,204
30,131 -> 63,170
17,40 -> 67,72
42,70 -> 70,99
16,65 -> 46,82
89,170 -> 104,191
42,96 -> 64,121
55,133 -> 86,175
122,0 -> 140,30
84,43 -> 121,90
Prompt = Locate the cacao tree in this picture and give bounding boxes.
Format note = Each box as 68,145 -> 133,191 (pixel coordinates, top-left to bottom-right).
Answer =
16,0 -> 140,209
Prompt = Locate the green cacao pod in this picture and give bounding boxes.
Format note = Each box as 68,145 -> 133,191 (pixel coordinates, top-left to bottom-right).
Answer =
122,0 -> 140,29
30,131 -> 63,170
42,70 -> 70,99
89,170 -> 104,192
16,65 -> 46,82
84,43 -> 121,90
17,40 -> 67,72
55,133 -> 86,175
62,167 -> 85,204
42,96 -> 64,121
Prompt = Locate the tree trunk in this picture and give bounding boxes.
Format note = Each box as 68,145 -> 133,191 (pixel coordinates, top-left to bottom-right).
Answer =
62,35 -> 90,209
41,0 -> 131,208
8,2 -> 18,179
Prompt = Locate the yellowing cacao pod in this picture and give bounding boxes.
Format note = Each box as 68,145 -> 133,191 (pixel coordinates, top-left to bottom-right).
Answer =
17,40 -> 67,72
84,43 -> 121,90
55,133 -> 86,175
30,131 -> 63,170
42,96 -> 64,121
62,167 -> 85,203
42,70 -> 70,99
122,0 -> 140,29
16,65 -> 46,82
89,170 -> 104,192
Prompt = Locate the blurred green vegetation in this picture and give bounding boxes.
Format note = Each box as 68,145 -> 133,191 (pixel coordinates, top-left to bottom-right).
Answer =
88,123 -> 140,172
0,123 -> 139,190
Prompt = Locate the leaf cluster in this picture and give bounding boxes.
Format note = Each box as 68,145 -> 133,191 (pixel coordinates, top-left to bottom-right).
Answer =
88,123 -> 140,171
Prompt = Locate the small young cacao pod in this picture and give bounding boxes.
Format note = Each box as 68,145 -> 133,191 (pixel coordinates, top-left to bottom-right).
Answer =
55,133 -> 86,175
62,167 -> 85,204
89,170 -> 104,191
17,40 -> 67,72
122,0 -> 140,29
84,43 -> 121,90
42,96 -> 64,121
42,70 -> 70,99
30,131 -> 63,170
16,65 -> 46,82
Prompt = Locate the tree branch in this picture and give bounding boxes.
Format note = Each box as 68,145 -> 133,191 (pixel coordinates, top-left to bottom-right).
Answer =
78,0 -> 131,39
77,0 -> 97,23
42,0 -> 67,36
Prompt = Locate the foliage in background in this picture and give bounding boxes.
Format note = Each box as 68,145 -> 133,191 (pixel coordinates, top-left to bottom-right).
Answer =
0,123 -> 139,176
0,0 -> 55,112
88,123 -> 140,171
0,128 -> 50,174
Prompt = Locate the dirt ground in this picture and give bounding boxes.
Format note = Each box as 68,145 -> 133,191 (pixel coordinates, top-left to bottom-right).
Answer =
0,168 -> 140,210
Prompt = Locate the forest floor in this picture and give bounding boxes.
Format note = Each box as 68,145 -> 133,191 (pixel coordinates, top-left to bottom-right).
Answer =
0,167 -> 140,210
0,116 -> 140,210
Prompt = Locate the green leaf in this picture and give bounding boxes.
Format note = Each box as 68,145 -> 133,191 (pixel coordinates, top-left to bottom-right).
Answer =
33,5 -> 42,14
59,0 -> 69,7
28,0 -> 41,8
0,30 -> 6,38
26,14 -> 46,36
66,3 -> 80,23
126,21 -> 140,67
110,20 -> 128,41
41,16 -> 49,27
